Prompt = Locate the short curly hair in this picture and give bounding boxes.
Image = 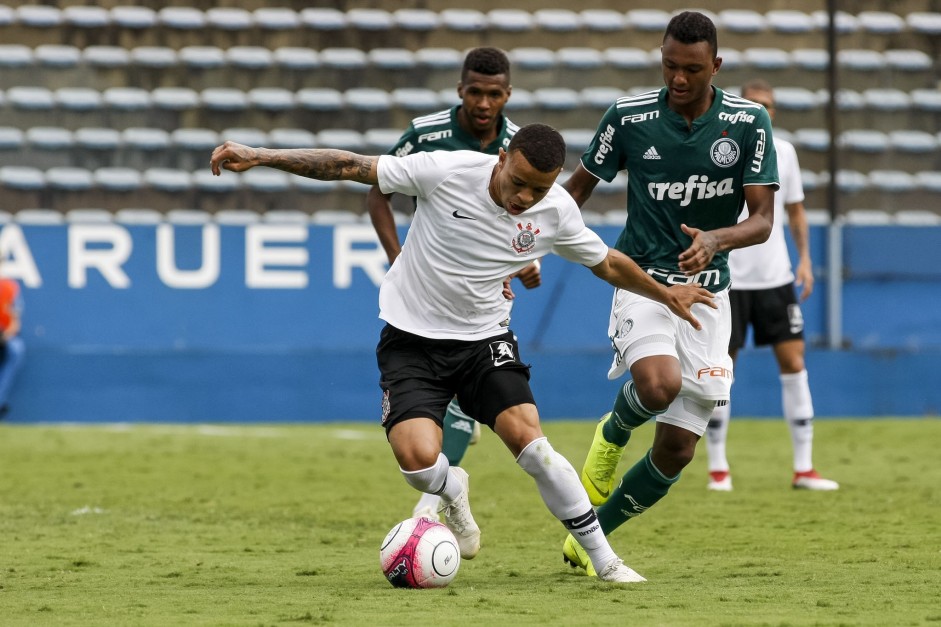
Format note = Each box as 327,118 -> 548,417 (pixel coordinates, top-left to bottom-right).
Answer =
664,11 -> 718,58
507,124 -> 565,173
461,47 -> 511,82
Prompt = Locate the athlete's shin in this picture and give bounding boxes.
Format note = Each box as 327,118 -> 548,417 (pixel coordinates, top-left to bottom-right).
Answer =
596,448 -> 680,535
605,379 -> 665,446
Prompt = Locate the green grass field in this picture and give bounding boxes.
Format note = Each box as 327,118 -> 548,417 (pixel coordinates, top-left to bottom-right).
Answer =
1,419 -> 939,626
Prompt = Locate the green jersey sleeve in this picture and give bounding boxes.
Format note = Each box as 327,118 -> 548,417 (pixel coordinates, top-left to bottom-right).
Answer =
579,104 -> 626,183
743,107 -> 779,188
387,126 -> 420,157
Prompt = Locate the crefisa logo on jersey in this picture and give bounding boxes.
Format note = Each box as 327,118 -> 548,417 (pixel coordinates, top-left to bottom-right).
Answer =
710,137 -> 740,168
511,222 -> 540,254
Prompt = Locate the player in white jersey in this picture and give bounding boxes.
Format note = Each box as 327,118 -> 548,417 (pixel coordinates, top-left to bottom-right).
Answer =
210,124 -> 716,583
705,79 -> 839,492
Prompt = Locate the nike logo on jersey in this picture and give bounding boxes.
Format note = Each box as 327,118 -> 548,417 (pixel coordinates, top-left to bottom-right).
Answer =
452,210 -> 476,220
643,146 -> 661,160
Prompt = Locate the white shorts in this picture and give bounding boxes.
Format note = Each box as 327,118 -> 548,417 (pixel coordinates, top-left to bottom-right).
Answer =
606,287 -> 733,436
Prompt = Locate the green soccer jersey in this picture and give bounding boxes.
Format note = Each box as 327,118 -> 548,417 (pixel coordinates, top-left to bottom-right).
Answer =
581,86 -> 779,292
387,106 -> 519,157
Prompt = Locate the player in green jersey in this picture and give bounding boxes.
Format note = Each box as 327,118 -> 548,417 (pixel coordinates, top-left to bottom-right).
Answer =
559,11 -> 780,578
366,47 -> 542,521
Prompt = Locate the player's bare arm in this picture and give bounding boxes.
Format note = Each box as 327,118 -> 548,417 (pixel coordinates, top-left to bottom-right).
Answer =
366,185 -> 403,265
562,164 -> 601,208
591,248 -> 716,330
210,141 -> 379,185
677,183 -> 775,275
785,200 -> 814,301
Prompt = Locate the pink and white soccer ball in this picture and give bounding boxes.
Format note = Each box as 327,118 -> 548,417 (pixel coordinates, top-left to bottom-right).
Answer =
379,516 -> 460,588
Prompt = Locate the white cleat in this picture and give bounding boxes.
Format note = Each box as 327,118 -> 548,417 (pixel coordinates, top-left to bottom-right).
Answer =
469,420 -> 482,445
412,503 -> 440,522
438,467 -> 480,559
597,558 -> 647,583
707,470 -> 733,492
792,470 -> 840,491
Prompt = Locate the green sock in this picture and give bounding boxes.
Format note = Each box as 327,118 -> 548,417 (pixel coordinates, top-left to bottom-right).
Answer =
441,399 -> 474,466
596,448 -> 680,535
602,380 -> 659,446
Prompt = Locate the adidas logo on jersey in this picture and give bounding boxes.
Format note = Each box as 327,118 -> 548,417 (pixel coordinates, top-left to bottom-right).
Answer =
643,146 -> 661,160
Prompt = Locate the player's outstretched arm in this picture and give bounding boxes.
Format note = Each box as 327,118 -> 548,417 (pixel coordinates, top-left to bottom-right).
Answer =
785,200 -> 814,302
210,141 -> 379,185
562,164 -> 601,208
366,185 -> 402,265
590,249 -> 715,330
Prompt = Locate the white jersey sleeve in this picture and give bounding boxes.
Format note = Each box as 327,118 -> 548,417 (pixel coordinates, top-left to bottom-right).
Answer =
550,192 -> 609,268
377,151 -> 463,198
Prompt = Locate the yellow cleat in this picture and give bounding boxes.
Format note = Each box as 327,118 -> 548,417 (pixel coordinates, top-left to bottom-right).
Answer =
562,534 -> 596,576
580,413 -> 625,506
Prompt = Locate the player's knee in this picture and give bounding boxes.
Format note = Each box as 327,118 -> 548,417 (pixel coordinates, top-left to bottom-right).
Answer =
634,378 -> 681,412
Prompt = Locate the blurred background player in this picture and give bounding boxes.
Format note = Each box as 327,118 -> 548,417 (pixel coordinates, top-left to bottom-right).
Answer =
366,46 -> 543,520
704,79 -> 839,492
0,276 -> 25,419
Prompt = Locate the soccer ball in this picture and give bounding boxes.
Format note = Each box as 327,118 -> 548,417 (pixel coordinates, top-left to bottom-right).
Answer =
379,516 -> 460,588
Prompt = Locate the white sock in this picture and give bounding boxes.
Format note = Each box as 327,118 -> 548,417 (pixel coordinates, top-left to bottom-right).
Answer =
412,492 -> 441,517
706,401 -> 731,472
400,453 -> 463,502
781,370 -> 814,472
516,437 -> 617,570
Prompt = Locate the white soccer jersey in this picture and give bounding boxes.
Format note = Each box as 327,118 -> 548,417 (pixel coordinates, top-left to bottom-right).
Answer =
377,150 -> 608,340
728,136 -> 805,290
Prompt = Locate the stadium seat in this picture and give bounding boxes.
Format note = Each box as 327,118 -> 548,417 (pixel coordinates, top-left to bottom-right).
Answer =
534,9 -> 581,32
131,46 -> 178,69
367,48 -> 417,71
16,5 -> 63,28
500,88 -> 532,111
171,128 -> 220,151
247,88 -> 295,112
220,127 -> 268,147
316,129 -> 364,151
604,47 -> 651,70
716,48 -> 744,71
6,87 -> 55,111
844,209 -> 891,224
144,168 -> 192,192
123,127 -> 170,151
774,87 -> 819,111
906,12 -> 941,35
857,11 -> 905,34
888,130 -> 938,153
391,88 -> 440,111
837,49 -> 886,71
74,127 -> 121,151
263,210 -> 310,223
296,88 -> 344,111
884,49 -> 932,72
557,47 -> 605,70
214,209 -> 262,224
835,170 -> 869,193
800,170 -> 820,192
486,9 -> 534,32
811,10 -> 858,33
346,8 -> 394,31
580,87 -> 627,109
114,209 -> 162,224
243,169 -> 292,193
839,130 -> 889,153
911,89 -> 941,112
111,6 -> 157,30
0,127 -> 24,151
439,9 -> 487,32
718,10 -> 766,33
152,87 -> 200,111
292,176 -> 339,194
795,128 -> 830,151
790,48 -> 829,71
166,209 -> 212,224
414,47 -> 462,70
201,88 -> 249,112
744,47 -> 791,70
894,210 -> 941,226
35,44 -> 81,68
534,88 -> 580,110
508,48 -> 556,71
63,5 -> 111,29
363,128 -> 402,152
311,210 -> 364,224
65,209 -> 114,223
253,8 -> 300,31
46,166 -> 94,191
863,88 -> 911,112
868,170 -> 916,193
273,47 -> 320,70
205,7 -> 253,31
581,10 -> 627,32
268,128 -> 317,149
193,169 -> 240,193
0,45 -> 32,68
56,87 -> 104,111
158,7 -> 205,30
915,171 -> 941,192
560,129 -> 594,153
320,48 -> 368,70
26,126 -> 73,150
103,87 -> 151,111
765,10 -> 815,33
626,10 -> 671,32
0,166 -> 45,190
179,46 -> 226,70
345,88 -> 392,112
393,9 -> 440,32
226,46 -> 274,70
94,167 -> 142,192
83,46 -> 130,68
299,8 -> 347,31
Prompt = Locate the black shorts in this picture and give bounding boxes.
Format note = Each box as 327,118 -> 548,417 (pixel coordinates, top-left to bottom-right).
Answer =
729,284 -> 805,350
376,324 -> 534,433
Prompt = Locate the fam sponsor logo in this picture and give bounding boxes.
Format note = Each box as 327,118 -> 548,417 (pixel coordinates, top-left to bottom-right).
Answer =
711,137 -> 740,167
696,365 -> 733,380
510,221 -> 540,254
646,175 -> 735,207
648,267 -> 722,288
418,129 -> 452,143
718,110 -> 755,124
593,124 -> 616,165
621,110 -> 659,125
751,128 -> 767,173
394,141 -> 414,157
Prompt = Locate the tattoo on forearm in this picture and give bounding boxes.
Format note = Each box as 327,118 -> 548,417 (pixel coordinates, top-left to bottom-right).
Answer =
269,150 -> 375,183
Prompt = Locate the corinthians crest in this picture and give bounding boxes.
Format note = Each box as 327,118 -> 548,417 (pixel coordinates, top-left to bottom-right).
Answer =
511,222 -> 540,253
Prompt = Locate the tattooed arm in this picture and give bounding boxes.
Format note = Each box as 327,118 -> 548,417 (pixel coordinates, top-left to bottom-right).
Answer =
210,141 -> 378,185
